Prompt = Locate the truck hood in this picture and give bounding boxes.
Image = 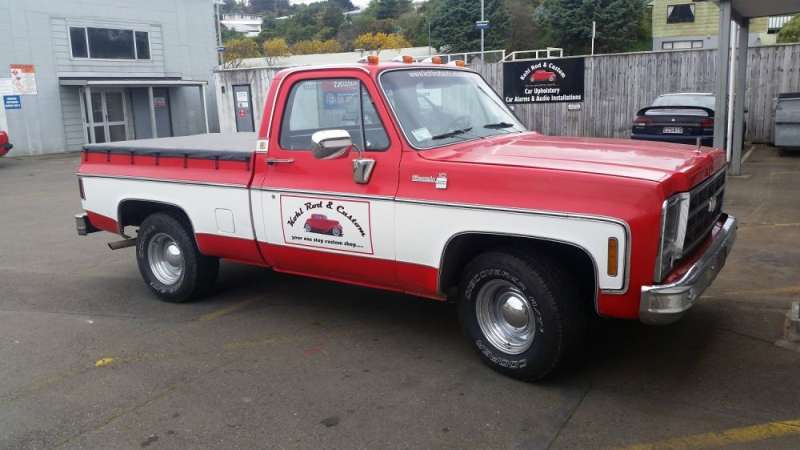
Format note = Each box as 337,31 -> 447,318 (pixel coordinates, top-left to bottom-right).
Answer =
418,132 -> 726,184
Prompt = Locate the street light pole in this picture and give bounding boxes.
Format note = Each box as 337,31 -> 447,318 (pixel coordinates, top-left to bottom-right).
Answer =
215,0 -> 224,65
480,0 -> 485,56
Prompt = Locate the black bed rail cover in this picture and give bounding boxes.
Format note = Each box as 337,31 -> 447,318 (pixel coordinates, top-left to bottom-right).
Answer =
83,132 -> 256,162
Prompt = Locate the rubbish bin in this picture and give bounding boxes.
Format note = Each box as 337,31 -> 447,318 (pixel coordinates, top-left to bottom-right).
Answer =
775,93 -> 800,150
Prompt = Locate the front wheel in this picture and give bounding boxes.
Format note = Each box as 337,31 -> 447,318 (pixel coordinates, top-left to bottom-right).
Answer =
458,251 -> 586,381
136,213 -> 219,302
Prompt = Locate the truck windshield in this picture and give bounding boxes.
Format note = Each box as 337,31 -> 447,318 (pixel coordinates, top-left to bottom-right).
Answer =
380,69 -> 526,149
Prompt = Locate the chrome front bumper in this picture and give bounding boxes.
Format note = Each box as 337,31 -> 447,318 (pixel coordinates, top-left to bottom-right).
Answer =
640,214 -> 737,325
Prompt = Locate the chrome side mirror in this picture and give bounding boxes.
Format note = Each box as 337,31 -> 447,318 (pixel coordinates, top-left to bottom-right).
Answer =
311,129 -> 352,160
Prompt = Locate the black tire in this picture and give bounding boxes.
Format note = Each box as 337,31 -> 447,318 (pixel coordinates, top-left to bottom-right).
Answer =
136,212 -> 219,302
458,250 -> 586,381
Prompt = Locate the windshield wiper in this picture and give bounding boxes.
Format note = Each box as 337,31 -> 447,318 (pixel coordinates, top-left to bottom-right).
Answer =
484,122 -> 515,129
431,127 -> 473,140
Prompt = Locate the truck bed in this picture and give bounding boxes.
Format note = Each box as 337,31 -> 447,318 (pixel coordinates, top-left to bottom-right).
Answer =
79,132 -> 257,187
83,132 -> 257,161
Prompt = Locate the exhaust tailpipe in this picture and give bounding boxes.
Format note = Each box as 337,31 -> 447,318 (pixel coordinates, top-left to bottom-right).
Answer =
108,238 -> 137,250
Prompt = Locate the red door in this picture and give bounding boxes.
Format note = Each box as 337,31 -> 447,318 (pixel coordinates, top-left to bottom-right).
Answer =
253,69 -> 403,289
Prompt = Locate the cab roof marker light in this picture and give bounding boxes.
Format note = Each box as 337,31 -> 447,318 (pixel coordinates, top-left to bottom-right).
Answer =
402,55 -> 414,64
367,55 -> 379,65
431,56 -> 442,64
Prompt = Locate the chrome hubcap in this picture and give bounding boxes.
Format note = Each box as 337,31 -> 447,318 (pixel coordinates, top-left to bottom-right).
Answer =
147,233 -> 184,285
476,280 -> 536,355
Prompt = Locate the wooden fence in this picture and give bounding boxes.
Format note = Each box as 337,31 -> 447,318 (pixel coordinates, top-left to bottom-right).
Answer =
473,44 -> 800,143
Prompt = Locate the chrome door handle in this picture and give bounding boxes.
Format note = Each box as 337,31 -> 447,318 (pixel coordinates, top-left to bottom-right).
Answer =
266,158 -> 294,166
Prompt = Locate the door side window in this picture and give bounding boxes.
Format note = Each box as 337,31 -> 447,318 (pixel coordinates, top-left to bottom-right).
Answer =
279,78 -> 390,152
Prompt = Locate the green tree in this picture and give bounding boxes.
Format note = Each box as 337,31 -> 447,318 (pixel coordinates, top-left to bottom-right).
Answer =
430,0 -> 510,53
505,0 -> 545,52
262,37 -> 290,65
248,0 -> 291,16
537,0 -> 646,55
223,38 -> 261,67
777,15 -> 800,44
221,24 -> 243,43
374,0 -> 413,20
354,32 -> 411,54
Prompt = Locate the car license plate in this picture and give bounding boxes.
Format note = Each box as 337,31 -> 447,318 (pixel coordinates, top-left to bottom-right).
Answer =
663,127 -> 684,134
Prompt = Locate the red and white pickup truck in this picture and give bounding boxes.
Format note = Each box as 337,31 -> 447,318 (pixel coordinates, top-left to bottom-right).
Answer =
76,62 -> 736,380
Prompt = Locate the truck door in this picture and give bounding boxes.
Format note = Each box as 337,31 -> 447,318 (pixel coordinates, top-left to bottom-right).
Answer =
253,70 -> 402,288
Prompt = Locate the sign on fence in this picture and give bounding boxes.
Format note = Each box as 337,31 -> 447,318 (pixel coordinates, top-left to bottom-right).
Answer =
503,58 -> 585,104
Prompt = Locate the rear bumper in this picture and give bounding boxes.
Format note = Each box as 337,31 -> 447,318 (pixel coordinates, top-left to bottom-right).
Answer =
639,214 -> 737,325
75,213 -> 99,236
631,134 -> 713,146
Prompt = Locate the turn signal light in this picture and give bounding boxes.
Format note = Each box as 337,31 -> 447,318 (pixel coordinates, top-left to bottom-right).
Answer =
402,55 -> 414,64
431,56 -> 442,64
367,55 -> 379,64
607,237 -> 619,277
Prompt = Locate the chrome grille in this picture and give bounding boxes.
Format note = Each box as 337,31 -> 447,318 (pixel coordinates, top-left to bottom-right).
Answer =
684,170 -> 725,255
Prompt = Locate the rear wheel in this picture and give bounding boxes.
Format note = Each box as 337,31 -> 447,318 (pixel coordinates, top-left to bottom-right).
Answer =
458,250 -> 586,381
136,213 -> 218,302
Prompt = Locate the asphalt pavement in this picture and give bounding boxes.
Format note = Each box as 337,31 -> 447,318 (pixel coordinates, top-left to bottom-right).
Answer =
1,146 -> 799,449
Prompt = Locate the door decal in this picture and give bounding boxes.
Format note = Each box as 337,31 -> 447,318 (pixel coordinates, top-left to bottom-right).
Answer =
280,195 -> 373,254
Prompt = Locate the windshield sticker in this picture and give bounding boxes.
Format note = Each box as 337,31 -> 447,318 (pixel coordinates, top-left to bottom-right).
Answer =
280,195 -> 373,255
411,128 -> 432,141
407,70 -> 473,79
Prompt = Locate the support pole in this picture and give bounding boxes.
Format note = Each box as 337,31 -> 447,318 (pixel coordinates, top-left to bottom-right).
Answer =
480,0 -> 485,57
730,18 -> 749,176
200,84 -> 209,134
714,0 -> 732,151
84,86 -> 95,143
148,86 -> 157,139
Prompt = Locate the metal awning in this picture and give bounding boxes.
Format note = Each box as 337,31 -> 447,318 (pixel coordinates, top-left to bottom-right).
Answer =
59,78 -> 207,87
715,0 -> 800,18
713,0 -> 799,175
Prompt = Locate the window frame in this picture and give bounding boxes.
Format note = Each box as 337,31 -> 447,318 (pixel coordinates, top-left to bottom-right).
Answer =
68,25 -> 151,61
278,77 -> 391,153
666,4 -> 696,24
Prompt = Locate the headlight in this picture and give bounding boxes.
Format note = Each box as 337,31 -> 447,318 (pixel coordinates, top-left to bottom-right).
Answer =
655,192 -> 690,282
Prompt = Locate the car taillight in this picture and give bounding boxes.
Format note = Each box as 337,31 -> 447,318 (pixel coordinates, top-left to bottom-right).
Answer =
0,131 -> 7,144
700,118 -> 715,129
78,178 -> 85,200
633,116 -> 650,126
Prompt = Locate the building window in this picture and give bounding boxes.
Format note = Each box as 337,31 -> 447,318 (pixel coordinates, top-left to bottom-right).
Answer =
768,15 -> 794,34
135,32 -> 150,59
69,26 -> 150,60
667,4 -> 695,24
662,40 -> 703,50
70,27 -> 88,58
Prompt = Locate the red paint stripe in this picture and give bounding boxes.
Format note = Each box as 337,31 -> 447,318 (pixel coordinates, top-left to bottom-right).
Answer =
259,242 -> 443,300
195,233 -> 267,266
86,211 -> 119,234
